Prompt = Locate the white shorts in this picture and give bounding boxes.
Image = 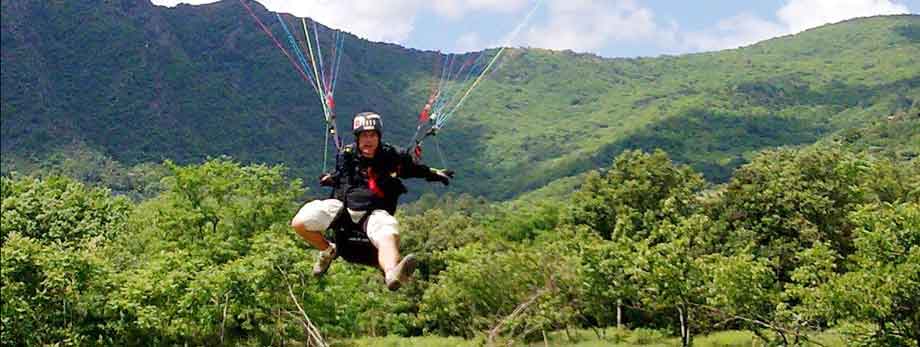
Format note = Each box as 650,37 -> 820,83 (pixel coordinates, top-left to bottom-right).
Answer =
292,199 -> 399,248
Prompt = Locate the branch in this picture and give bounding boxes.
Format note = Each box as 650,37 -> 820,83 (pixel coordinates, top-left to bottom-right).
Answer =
487,287 -> 547,346
284,311 -> 315,341
221,290 -> 230,345
690,303 -> 828,347
620,302 -> 656,315
276,265 -> 328,347
487,270 -> 560,347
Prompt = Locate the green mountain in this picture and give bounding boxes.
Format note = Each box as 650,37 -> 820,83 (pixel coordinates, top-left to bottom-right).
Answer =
1,0 -> 438,174
2,0 -> 918,199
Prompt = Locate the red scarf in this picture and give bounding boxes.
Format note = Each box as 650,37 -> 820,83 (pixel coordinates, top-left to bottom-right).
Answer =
367,167 -> 385,198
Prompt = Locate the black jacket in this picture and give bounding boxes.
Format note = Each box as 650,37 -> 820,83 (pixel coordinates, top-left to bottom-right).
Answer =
330,143 -> 436,214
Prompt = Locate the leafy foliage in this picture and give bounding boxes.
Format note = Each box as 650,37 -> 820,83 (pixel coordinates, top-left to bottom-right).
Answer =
1,234 -> 113,346
1,174 -> 131,246
713,147 -> 918,280
2,148 -> 917,346
2,2 -> 918,200
1,4 -> 919,344
1,175 -> 127,346
794,202 -> 920,346
567,149 -> 704,240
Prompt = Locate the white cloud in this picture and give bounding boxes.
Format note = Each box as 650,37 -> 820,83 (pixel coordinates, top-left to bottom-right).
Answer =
778,0 -> 910,34
680,0 -> 911,52
428,1 -> 467,19
152,0 -> 419,42
153,0 -> 534,43
285,0 -> 530,40
680,13 -> 787,52
518,0 -> 912,55
522,0 -> 661,52
151,0 -> 915,55
430,0 -> 530,19
455,32 -> 485,52
253,0 -> 421,43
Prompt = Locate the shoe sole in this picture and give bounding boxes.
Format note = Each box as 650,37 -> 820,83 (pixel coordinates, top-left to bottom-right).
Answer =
313,246 -> 337,278
386,254 -> 418,291
313,257 -> 336,277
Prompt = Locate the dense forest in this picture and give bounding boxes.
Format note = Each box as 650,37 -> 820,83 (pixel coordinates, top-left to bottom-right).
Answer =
2,146 -> 918,346
2,1 -> 919,346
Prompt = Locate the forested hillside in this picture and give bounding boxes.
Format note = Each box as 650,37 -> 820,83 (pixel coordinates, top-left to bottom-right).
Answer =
2,0 -> 918,200
3,148 -> 917,346
2,3 -> 919,345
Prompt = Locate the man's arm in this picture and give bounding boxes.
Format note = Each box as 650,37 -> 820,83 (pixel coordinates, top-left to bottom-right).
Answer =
394,147 -> 453,185
320,145 -> 353,187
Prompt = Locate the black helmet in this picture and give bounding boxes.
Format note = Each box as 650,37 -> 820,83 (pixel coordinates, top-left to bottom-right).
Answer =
353,112 -> 383,136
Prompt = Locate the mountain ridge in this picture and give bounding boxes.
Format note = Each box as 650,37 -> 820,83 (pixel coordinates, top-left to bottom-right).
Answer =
2,0 -> 917,199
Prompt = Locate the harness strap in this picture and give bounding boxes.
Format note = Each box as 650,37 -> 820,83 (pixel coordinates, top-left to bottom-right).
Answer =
328,205 -> 378,267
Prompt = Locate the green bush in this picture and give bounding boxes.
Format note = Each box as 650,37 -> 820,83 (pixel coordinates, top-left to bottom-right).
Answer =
1,175 -> 131,246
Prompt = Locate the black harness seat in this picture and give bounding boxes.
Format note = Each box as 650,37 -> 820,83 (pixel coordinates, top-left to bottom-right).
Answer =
328,209 -> 379,267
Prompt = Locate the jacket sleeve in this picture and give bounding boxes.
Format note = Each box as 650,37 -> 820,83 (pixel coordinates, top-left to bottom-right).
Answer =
393,147 -> 437,180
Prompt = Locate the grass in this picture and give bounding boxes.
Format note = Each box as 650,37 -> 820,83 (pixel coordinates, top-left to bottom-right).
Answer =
332,335 -> 480,347
334,328 -> 850,347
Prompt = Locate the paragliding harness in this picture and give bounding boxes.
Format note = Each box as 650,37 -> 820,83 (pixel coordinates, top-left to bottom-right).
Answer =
326,203 -> 379,267
322,144 -> 406,268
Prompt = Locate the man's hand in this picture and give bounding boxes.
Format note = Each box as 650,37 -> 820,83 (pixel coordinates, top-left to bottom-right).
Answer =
319,173 -> 335,187
427,168 -> 454,186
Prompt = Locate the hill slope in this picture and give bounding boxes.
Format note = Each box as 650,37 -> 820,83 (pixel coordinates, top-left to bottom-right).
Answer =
464,15 -> 918,197
2,0 -> 918,199
1,0 -> 441,176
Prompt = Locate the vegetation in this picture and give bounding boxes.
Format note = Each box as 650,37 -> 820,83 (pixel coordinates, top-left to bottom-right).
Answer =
2,2 -> 919,346
338,328 -> 851,347
2,147 -> 916,346
2,1 -> 918,199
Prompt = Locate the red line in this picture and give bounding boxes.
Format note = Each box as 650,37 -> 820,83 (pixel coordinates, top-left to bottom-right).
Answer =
239,0 -> 312,84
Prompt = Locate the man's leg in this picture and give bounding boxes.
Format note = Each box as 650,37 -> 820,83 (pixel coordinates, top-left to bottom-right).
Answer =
367,210 -> 416,290
291,199 -> 343,276
292,222 -> 331,250
375,233 -> 400,271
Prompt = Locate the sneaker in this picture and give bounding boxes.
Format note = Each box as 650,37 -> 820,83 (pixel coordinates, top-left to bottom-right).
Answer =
385,254 -> 417,291
312,243 -> 337,277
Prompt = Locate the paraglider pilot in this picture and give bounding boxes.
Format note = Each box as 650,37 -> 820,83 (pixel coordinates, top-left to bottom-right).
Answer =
290,112 -> 454,290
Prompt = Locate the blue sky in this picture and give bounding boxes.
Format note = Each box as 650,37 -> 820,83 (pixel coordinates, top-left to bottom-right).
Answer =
154,0 -> 918,58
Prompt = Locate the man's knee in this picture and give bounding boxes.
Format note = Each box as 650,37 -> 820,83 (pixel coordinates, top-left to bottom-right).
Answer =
366,210 -> 399,248
292,199 -> 343,232
290,215 -> 304,229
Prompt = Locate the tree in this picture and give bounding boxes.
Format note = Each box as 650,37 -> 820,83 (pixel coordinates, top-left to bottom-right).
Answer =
100,158 -> 338,344
1,175 -> 131,246
714,147 -> 917,280
1,175 -> 130,345
701,252 -> 784,345
417,242 -> 579,341
576,228 -> 641,331
637,214 -> 721,347
565,150 -> 708,340
567,149 -> 705,241
795,202 -> 919,346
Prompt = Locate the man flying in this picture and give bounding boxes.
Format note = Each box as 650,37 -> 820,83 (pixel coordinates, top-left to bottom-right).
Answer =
290,111 -> 454,290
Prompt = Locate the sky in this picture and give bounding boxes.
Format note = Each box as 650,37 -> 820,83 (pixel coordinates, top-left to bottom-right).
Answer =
152,0 -> 919,58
